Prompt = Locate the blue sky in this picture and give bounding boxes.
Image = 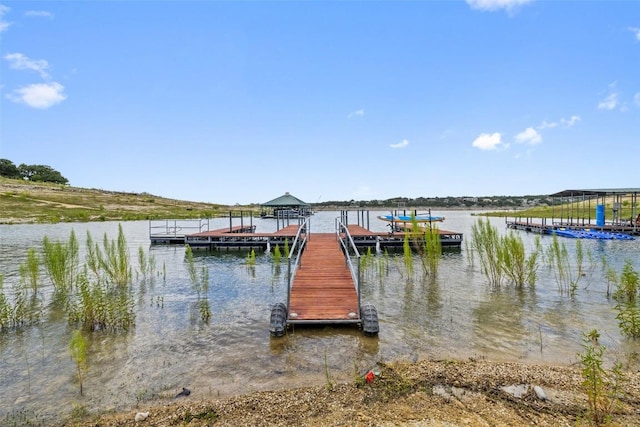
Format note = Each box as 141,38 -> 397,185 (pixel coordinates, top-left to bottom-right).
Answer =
1,1 -> 639,205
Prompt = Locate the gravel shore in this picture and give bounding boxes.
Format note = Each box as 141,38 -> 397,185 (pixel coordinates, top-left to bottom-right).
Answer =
58,358 -> 640,427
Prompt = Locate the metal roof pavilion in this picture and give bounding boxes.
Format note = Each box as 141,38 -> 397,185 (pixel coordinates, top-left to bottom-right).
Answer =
262,192 -> 310,207
549,188 -> 640,198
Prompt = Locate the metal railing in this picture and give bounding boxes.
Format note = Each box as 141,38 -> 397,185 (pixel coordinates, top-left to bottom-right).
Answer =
149,218 -> 209,238
336,218 -> 362,311
286,218 -> 309,310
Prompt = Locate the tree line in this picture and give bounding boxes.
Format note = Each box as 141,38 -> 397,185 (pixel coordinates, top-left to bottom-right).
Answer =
0,158 -> 69,185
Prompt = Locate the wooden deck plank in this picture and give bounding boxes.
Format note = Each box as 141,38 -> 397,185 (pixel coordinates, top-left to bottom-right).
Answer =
289,233 -> 358,321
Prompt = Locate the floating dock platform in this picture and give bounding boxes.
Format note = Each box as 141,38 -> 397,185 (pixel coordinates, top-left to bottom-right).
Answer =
506,218 -> 638,240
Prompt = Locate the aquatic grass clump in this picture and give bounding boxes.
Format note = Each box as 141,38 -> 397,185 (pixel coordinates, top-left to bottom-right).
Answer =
246,249 -> 256,266
421,225 -> 442,277
272,245 -> 282,264
98,224 -> 132,286
20,248 -> 40,292
0,275 -> 10,330
68,275 -> 136,332
613,260 -> 640,339
500,232 -> 540,288
578,329 -> 627,425
85,225 -> 132,286
471,219 -> 539,288
0,273 -> 42,331
185,244 -> 211,322
136,245 -> 157,285
402,233 -> 414,277
546,233 -> 578,295
42,229 -> 80,294
470,218 -> 504,286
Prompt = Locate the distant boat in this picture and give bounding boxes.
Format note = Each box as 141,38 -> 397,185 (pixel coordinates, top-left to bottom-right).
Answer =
377,214 -> 445,223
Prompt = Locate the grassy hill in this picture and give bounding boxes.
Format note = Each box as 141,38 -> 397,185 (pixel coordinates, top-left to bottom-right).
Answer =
0,177 -> 253,224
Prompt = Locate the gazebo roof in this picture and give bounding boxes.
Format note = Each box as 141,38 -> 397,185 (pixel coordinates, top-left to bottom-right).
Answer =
262,192 -> 309,207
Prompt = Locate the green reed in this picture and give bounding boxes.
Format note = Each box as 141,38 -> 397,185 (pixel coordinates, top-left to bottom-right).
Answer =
85,230 -> 101,281
68,274 -> 135,332
273,245 -> 282,264
470,218 -> 504,286
0,275 -> 10,330
422,225 -> 442,276
471,219 -> 540,288
69,329 -> 87,395
578,329 -> 626,426
500,232 -> 540,288
613,260 -> 640,339
0,274 -> 40,330
42,229 -> 80,293
138,247 -> 148,281
185,245 -> 199,294
98,224 -> 132,286
546,233 -> 577,295
184,244 -> 211,322
402,233 -> 414,277
20,248 -> 40,292
246,249 -> 256,266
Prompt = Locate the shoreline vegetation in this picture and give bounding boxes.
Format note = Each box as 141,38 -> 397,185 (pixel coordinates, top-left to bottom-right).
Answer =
3,178 -> 640,425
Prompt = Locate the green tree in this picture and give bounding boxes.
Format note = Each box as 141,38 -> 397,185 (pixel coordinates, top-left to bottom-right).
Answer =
18,163 -> 69,184
0,158 -> 21,178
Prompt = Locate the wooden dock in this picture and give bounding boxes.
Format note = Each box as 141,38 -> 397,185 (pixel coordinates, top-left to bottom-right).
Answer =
287,233 -> 359,323
174,224 -> 462,250
345,224 -> 463,249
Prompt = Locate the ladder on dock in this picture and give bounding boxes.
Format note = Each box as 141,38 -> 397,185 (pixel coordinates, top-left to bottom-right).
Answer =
269,218 -> 379,337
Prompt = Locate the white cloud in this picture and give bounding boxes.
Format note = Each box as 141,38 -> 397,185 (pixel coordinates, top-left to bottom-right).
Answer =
347,109 -> 365,119
634,92 -> 640,106
538,115 -> 581,129
466,0 -> 533,12
630,27 -> 640,42
7,82 -> 67,109
561,115 -> 581,127
598,92 -> 619,110
0,4 -> 11,32
472,132 -> 504,150
390,139 -> 409,149
515,127 -> 542,145
538,120 -> 558,130
598,83 -> 621,110
25,10 -> 54,19
4,52 -> 51,79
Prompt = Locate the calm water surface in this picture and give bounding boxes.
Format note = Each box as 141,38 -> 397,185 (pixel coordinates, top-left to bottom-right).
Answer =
1,210 -> 639,423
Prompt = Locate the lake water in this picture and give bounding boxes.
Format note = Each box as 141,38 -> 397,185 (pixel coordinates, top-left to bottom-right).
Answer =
1,210 -> 639,424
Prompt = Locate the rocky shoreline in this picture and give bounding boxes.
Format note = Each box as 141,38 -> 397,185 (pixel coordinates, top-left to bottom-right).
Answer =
56,358 -> 640,426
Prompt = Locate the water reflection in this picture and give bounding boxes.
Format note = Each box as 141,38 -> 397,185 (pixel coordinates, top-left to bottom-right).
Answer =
1,212 -> 639,424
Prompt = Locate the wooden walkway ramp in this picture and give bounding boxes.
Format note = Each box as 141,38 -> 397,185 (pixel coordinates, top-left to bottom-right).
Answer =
288,233 -> 359,322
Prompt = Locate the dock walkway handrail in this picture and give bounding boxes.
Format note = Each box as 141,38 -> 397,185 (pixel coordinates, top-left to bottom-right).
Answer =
286,218 -> 309,310
336,218 -> 362,311
149,218 -> 210,238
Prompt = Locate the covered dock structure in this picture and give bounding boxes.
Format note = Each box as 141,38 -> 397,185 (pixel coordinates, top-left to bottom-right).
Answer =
506,188 -> 640,237
259,192 -> 312,219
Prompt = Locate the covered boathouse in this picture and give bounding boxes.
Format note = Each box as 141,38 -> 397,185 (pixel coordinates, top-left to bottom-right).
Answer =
506,187 -> 640,237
